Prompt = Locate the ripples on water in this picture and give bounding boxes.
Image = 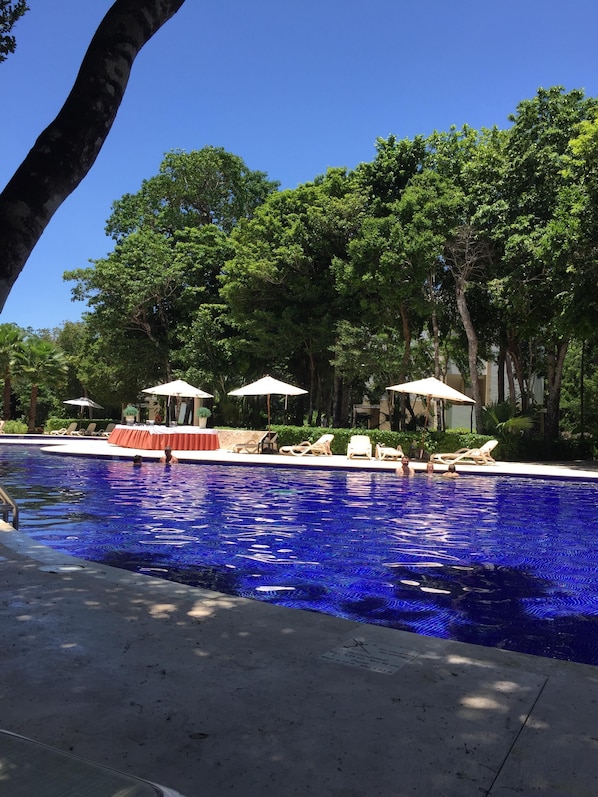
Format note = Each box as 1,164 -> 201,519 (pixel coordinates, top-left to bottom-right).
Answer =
3,447 -> 598,665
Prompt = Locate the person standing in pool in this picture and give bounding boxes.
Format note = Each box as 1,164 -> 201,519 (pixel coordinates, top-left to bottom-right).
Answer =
396,456 -> 415,476
443,463 -> 460,478
160,447 -> 178,465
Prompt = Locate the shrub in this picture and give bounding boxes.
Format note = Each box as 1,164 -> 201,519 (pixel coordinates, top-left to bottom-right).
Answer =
261,425 -> 595,461
2,420 -> 28,434
270,426 -> 492,458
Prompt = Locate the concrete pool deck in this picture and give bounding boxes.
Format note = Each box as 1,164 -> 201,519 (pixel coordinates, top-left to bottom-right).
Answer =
25,431 -> 598,479
1,436 -> 598,795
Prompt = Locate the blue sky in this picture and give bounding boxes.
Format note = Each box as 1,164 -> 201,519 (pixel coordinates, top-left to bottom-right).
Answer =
2,0 -> 598,330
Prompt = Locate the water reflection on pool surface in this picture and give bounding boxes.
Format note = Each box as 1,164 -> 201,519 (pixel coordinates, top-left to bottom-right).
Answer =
2,446 -> 598,665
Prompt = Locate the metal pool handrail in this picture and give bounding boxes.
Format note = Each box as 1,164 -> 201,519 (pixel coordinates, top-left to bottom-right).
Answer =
0,485 -> 18,529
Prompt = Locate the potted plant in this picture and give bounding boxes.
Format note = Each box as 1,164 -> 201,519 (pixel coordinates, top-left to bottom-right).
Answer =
123,405 -> 138,424
196,406 -> 212,428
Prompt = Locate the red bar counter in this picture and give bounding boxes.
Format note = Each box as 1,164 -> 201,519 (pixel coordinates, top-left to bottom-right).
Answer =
108,424 -> 220,451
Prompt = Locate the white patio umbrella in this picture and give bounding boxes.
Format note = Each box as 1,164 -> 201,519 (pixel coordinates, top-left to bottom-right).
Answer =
387,376 -> 475,430
228,375 -> 308,430
387,377 -> 475,404
141,379 -> 213,399
142,379 -> 213,425
63,396 -> 103,419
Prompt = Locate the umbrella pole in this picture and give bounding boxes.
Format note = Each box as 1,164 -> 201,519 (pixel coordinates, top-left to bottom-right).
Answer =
267,394 -> 271,432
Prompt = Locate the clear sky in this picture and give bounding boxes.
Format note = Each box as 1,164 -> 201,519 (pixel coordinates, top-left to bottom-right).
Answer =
2,0 -> 598,331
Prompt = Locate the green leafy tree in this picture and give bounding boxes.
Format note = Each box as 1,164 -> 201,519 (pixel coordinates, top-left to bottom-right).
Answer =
393,169 -> 464,379
482,401 -> 534,438
554,112 -> 598,441
424,126 -> 499,431
0,322 -> 24,419
14,337 -> 68,431
177,303 -> 248,424
222,169 -> 367,422
66,148 -> 272,400
66,226 -> 232,397
106,147 -> 279,240
487,87 -> 598,443
334,214 -> 423,381
0,0 -> 28,61
560,340 -> 598,438
329,321 -> 407,426
354,133 -> 428,213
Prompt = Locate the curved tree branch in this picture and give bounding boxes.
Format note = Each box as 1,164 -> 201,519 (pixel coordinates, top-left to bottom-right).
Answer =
0,0 -> 186,310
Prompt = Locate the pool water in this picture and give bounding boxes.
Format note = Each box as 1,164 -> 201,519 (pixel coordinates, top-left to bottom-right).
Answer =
2,446 -> 598,665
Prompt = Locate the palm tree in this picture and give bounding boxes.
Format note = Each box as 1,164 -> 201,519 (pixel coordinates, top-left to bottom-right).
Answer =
14,338 -> 68,431
0,322 -> 24,419
482,401 -> 534,438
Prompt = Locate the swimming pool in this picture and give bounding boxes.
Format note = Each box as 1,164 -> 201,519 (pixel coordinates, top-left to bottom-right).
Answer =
2,446 -> 598,665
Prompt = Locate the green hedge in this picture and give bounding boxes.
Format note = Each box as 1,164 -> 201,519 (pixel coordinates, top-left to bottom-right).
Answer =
269,426 -> 597,461
270,426 -> 492,458
1,420 -> 28,434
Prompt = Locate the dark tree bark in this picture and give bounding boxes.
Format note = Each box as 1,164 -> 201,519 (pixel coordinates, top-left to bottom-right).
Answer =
497,342 -> 506,404
454,275 -> 484,431
544,338 -> 569,444
445,226 -> 492,433
0,0 -> 186,310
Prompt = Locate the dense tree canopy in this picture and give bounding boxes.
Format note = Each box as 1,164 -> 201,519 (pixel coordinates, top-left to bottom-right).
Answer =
4,85 -> 598,452
0,0 -> 28,61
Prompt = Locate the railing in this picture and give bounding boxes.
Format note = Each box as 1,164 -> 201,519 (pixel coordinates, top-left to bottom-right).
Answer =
0,486 -> 19,529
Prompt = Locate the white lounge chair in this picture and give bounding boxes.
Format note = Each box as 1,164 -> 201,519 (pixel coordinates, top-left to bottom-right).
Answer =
430,439 -> 498,466
347,435 -> 372,459
280,433 -> 334,456
232,432 -> 279,454
73,422 -> 97,436
50,422 -> 78,436
375,442 -> 403,461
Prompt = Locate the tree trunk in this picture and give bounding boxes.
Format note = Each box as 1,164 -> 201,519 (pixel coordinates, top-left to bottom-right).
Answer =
331,370 -> 342,427
340,381 -> 351,429
430,306 -> 440,379
544,337 -> 569,444
505,353 -> 517,408
506,335 -> 527,410
444,225 -> 491,432
455,278 -> 483,431
3,372 -> 11,420
28,384 -> 38,432
580,340 -> 586,440
497,343 -> 506,404
0,0 -> 186,310
307,349 -> 316,421
398,301 -> 411,431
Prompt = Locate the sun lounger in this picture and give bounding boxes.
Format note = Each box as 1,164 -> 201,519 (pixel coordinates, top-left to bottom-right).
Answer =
50,422 -> 78,436
99,422 -> 116,437
375,443 -> 403,460
72,422 -> 97,436
280,433 -> 334,456
347,435 -> 373,459
232,432 -> 279,454
430,439 -> 498,465
260,431 -> 279,454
